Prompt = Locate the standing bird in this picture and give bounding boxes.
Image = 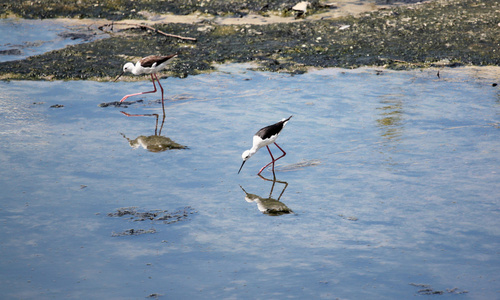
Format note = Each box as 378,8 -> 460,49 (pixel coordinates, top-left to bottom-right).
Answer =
114,54 -> 178,114
238,116 -> 292,175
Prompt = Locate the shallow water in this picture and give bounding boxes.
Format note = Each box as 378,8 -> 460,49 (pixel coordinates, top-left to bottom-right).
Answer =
0,18 -> 107,62
0,64 -> 499,299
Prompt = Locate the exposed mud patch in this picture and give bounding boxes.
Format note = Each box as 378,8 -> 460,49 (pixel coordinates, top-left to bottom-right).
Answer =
1,0 -> 334,20
0,0 -> 498,80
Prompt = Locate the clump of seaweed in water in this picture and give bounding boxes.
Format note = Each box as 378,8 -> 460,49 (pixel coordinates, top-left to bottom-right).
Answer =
108,206 -> 197,236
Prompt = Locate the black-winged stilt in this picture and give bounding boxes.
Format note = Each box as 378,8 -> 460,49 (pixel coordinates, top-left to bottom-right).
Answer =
114,54 -> 177,113
238,116 -> 292,175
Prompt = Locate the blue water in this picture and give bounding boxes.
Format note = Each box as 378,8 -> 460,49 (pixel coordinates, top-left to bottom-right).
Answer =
0,65 -> 499,299
0,18 -> 107,62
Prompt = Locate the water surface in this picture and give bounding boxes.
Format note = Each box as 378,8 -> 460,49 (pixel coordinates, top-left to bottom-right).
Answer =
0,65 -> 499,299
0,18 -> 107,62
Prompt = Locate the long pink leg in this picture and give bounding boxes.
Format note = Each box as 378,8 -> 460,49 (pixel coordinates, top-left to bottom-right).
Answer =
257,146 -> 274,175
257,143 -> 287,175
273,142 -> 287,161
119,74 -> 158,102
152,73 -> 165,115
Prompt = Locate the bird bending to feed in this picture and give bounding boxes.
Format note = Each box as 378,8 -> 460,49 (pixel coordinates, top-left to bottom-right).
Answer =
238,116 -> 292,175
114,54 -> 177,113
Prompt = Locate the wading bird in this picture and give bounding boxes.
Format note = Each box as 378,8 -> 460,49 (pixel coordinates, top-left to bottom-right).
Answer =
238,116 -> 292,175
114,54 -> 177,113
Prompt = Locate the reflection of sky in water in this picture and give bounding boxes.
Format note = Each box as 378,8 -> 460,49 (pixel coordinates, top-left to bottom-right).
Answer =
0,65 -> 499,298
0,19 -> 107,62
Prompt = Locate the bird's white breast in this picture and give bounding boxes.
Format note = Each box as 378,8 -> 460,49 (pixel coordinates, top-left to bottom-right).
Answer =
253,133 -> 277,149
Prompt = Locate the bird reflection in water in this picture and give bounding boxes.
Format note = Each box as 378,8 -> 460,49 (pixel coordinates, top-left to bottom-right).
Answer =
120,111 -> 186,152
240,174 -> 293,216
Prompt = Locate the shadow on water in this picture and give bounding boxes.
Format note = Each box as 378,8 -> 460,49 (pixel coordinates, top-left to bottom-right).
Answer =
240,174 -> 293,216
119,110 -> 187,152
98,90 -> 188,152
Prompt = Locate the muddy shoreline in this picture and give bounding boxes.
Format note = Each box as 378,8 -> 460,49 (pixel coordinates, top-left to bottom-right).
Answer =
0,0 -> 498,80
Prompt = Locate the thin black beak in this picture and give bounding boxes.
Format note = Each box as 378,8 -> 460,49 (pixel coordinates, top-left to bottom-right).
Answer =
238,160 -> 246,174
114,71 -> 124,82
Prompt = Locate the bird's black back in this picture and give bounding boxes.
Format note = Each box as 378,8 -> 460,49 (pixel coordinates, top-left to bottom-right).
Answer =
255,116 -> 292,140
140,54 -> 177,68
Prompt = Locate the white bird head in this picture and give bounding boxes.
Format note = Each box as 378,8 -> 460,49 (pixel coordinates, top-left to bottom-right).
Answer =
114,62 -> 135,82
122,62 -> 135,73
241,150 -> 253,161
238,149 -> 255,174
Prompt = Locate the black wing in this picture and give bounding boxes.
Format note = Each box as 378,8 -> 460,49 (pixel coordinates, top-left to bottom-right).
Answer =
255,116 -> 292,140
140,54 -> 177,68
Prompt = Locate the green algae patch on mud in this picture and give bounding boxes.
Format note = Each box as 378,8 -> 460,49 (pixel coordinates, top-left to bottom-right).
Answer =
0,0 -> 499,80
